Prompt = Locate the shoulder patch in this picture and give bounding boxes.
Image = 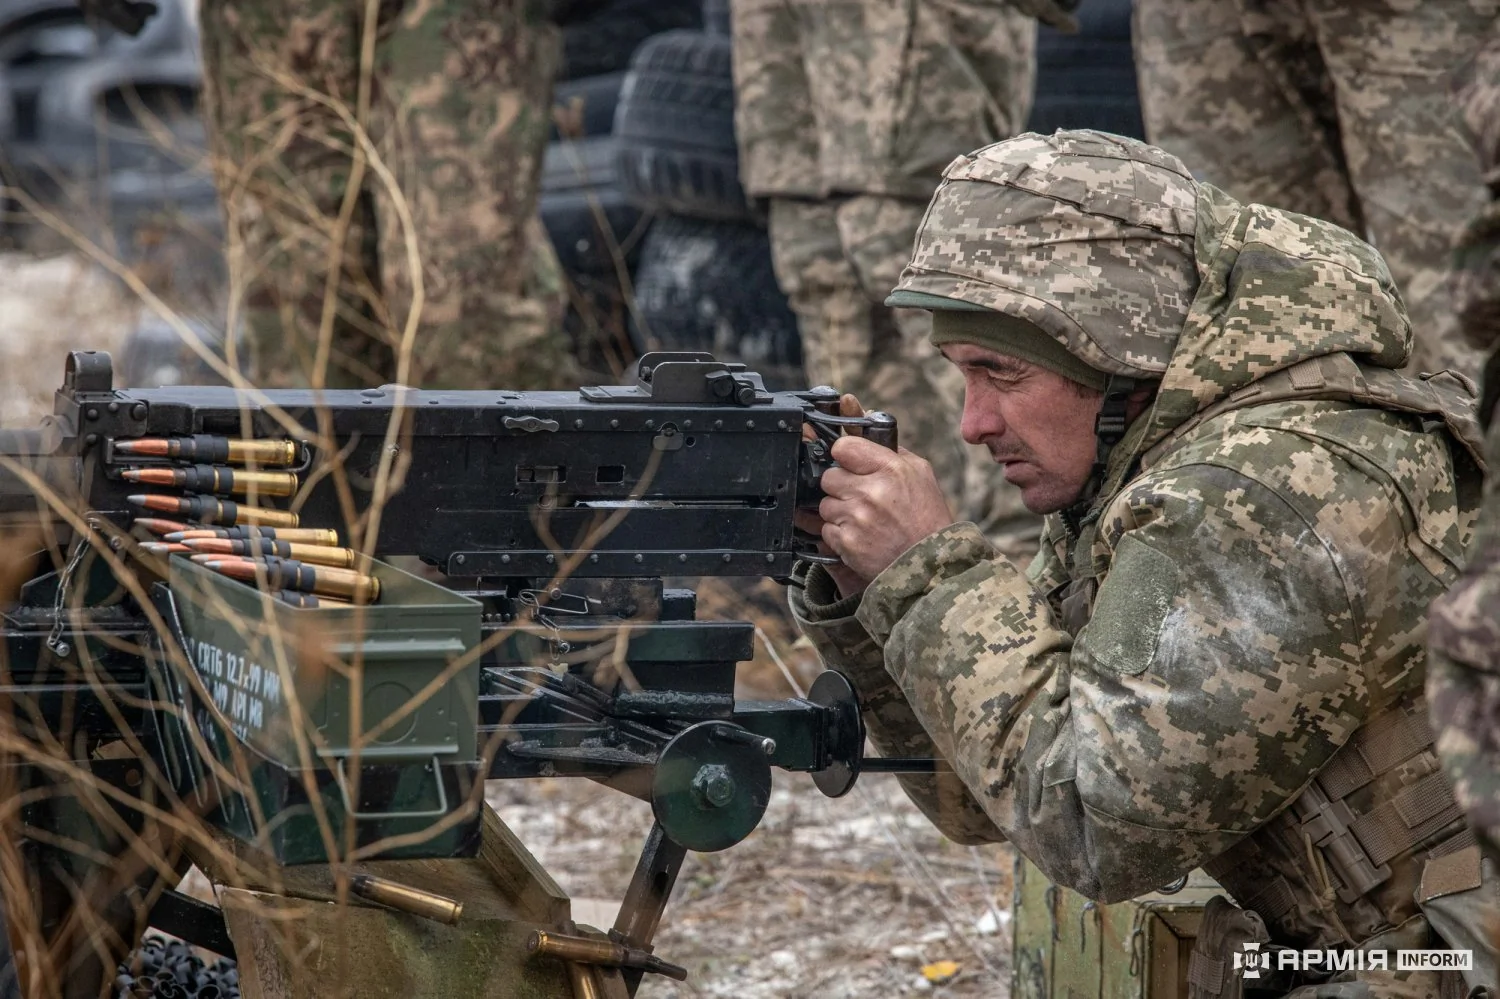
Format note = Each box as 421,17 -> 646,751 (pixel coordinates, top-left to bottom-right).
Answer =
1079,534 -> 1180,676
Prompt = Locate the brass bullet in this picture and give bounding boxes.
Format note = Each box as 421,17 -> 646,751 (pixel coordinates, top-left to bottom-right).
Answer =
121,465 -> 298,498
182,537 -> 355,569
127,494 -> 299,528
114,436 -> 298,466
165,526 -> 340,546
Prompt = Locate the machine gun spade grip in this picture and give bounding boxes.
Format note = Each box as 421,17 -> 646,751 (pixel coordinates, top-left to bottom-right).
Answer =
861,411 -> 898,451
796,408 -> 901,508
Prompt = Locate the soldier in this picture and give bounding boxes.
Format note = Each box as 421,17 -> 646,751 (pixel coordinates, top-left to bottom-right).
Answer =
197,0 -> 575,390
1427,25 -> 1500,882
1132,0 -> 1496,382
730,0 -> 1058,553
793,130 -> 1496,996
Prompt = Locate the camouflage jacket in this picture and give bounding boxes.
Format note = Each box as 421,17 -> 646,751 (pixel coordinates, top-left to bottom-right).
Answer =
792,185 -> 1484,912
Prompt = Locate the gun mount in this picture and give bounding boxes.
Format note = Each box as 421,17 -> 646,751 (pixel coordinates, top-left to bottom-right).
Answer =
0,351 -> 939,998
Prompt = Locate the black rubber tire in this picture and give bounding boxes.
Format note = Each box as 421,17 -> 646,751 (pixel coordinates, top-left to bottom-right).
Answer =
1026,0 -> 1145,140
550,71 -> 626,141
702,0 -> 730,36
630,214 -> 802,390
613,30 -> 750,222
559,0 -> 702,81
540,135 -> 652,277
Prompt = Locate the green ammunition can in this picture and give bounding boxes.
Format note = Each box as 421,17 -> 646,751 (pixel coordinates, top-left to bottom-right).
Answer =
153,556 -> 482,864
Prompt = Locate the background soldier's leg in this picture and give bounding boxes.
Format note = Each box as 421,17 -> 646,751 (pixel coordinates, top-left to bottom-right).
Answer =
834,196 -> 1037,556
370,0 -> 573,391
1306,0 -> 1494,381
199,0 -> 395,388
766,198 -> 874,395
1133,0 -> 1362,231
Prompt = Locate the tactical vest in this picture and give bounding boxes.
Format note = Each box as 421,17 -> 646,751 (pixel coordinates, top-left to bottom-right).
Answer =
1051,354 -> 1486,955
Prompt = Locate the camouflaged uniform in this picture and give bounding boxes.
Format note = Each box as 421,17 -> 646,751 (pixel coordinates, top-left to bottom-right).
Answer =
199,0 -> 575,390
1132,0 -> 1496,384
1428,30 -> 1500,874
793,131 -> 1492,998
730,0 -> 1039,547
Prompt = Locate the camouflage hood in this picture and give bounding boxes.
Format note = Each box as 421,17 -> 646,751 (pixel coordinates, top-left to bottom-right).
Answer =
890,130 -> 1413,455
1147,183 -> 1412,451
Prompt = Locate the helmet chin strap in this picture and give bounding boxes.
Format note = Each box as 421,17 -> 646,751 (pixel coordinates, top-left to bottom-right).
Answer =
1081,375 -> 1136,504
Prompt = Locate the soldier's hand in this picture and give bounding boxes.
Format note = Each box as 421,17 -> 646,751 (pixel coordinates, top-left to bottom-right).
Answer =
817,436 -> 954,584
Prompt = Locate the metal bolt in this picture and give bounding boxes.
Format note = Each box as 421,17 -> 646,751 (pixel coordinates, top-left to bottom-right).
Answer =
683,420 -> 693,429
53,641 -> 71,658
765,553 -> 775,563
108,401 -> 120,414
645,420 -> 655,430
84,433 -> 98,446
546,554 -> 556,564
109,537 -> 123,551
610,419 -> 620,429
454,554 -> 467,565
131,403 -> 147,420
634,553 -> 644,564
574,419 -> 584,429
722,553 -> 731,563
714,420 -> 723,429
590,553 -> 599,563
85,407 -> 99,420
692,764 -> 736,809
746,420 -> 755,429
677,554 -> 687,563
501,554 -> 512,564
125,769 -> 142,788
777,420 -> 788,430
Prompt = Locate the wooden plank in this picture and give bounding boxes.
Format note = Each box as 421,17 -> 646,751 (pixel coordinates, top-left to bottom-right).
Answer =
220,889 -> 575,999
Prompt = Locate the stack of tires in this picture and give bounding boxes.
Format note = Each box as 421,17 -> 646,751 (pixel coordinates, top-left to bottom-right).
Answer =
613,7 -> 802,390
540,0 -> 703,376
1026,0 -> 1146,139
540,0 -> 804,389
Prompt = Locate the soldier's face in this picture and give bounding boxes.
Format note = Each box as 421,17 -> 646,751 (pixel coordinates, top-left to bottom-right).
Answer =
942,342 -> 1104,514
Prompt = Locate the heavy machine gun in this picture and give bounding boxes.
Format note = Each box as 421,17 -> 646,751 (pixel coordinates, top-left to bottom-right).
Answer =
0,350 -> 938,998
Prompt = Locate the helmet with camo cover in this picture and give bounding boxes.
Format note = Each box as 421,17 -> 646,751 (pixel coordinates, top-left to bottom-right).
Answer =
887,130 -> 1201,383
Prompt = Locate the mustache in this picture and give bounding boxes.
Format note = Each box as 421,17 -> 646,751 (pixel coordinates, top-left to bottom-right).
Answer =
985,441 -> 1035,464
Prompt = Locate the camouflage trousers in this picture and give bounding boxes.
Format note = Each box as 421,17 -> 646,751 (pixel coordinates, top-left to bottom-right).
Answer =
1133,0 -> 1496,382
199,0 -> 575,390
767,197 -> 1038,552
732,0 -> 1039,549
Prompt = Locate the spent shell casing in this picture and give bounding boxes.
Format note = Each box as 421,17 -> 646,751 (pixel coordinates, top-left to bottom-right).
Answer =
164,526 -> 340,545
114,435 -> 298,466
126,494 -> 299,529
526,931 -> 688,982
131,517 -> 192,536
120,465 -> 298,498
349,875 -> 462,925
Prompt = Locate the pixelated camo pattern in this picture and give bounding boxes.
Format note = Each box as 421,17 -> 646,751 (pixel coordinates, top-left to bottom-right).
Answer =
1426,27 -> 1500,869
796,133 -> 1480,913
